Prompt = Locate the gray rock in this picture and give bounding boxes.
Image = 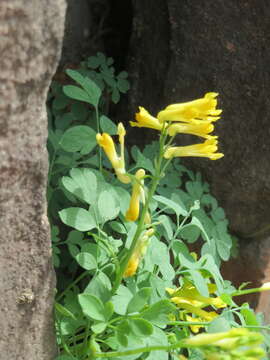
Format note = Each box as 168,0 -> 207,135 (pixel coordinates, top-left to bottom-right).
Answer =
126,0 -> 270,317
0,1 -> 66,358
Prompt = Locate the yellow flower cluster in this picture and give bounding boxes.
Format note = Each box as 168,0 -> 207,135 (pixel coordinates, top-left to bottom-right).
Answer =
167,280 -> 227,333
96,123 -> 148,223
131,93 -> 224,160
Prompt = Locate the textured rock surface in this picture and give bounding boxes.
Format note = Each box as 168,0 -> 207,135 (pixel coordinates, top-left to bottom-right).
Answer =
127,0 -> 270,317
0,1 -> 66,358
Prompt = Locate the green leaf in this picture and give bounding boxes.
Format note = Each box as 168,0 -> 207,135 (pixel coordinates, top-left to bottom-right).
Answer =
186,180 -> 204,200
179,224 -> 201,243
158,215 -> 173,239
59,207 -> 96,231
91,322 -> 107,334
100,115 -> 118,135
118,71 -> 128,79
154,195 -> 188,217
55,302 -> 76,320
97,190 -> 120,222
76,252 -> 97,270
68,243 -> 80,258
66,230 -> 84,244
213,221 -> 232,261
240,306 -> 258,327
141,299 -> 175,326
84,272 -> 111,303
60,126 -> 97,155
191,216 -> 210,244
111,88 -> 120,104
78,294 -> 105,321
63,85 -> 91,103
109,221 -> 127,234
189,270 -> 209,297
145,327 -> 168,360
127,288 -> 152,314
88,56 -> 101,69
66,69 -> 101,107
116,320 -> 129,347
112,285 -> 133,315
208,317 -> 231,333
104,301 -> 114,321
62,168 -> 97,205
129,318 -> 153,337
117,78 -> 130,93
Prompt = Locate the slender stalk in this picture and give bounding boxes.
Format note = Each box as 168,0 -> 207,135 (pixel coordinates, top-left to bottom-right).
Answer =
56,270 -> 90,301
95,106 -> 102,172
232,287 -> 270,297
93,339 -> 198,358
111,128 -> 168,295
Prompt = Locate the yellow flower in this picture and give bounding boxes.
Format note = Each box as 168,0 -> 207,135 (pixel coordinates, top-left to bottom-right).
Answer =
184,328 -> 264,353
164,139 -> 224,160
125,169 -> 146,222
167,281 -> 227,309
167,280 -> 227,332
123,228 -> 154,277
130,106 -> 164,131
167,121 -> 216,139
123,254 -> 140,278
96,123 -> 130,184
157,93 -> 222,123
175,301 -> 218,322
184,314 -> 205,334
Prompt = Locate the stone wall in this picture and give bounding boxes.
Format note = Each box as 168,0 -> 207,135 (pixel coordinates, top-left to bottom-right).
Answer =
126,0 -> 270,319
0,1 -> 66,358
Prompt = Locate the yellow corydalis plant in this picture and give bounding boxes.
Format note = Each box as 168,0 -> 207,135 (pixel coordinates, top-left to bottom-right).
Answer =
123,228 -> 154,278
125,168 -> 146,222
131,93 -> 224,160
96,123 -> 130,184
164,138 -> 223,160
157,92 -> 222,123
130,106 -> 164,131
167,281 -> 227,333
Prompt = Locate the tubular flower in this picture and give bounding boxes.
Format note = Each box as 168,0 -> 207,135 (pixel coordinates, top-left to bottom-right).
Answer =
157,93 -> 222,123
167,281 -> 227,309
175,302 -> 218,322
167,281 -> 227,333
167,121 -> 216,139
184,314 -> 207,334
123,228 -> 154,277
130,106 -> 164,131
96,123 -> 130,184
164,138 -> 224,160
125,169 -> 146,222
183,328 -> 264,349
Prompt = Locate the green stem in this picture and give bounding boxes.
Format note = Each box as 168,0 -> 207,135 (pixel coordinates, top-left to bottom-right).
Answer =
232,287 -> 270,297
167,321 -> 210,326
95,106 -> 102,172
56,270 -> 90,301
111,129 -> 168,296
94,340 -> 197,358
